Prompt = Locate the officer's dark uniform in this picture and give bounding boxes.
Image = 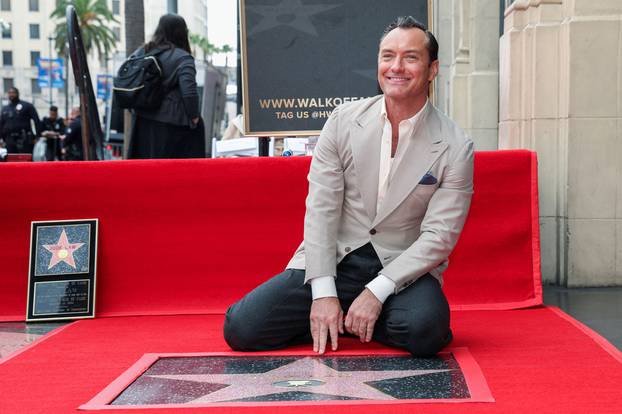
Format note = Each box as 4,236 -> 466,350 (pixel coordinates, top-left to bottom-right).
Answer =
41,116 -> 66,160
0,100 -> 41,154
63,115 -> 83,161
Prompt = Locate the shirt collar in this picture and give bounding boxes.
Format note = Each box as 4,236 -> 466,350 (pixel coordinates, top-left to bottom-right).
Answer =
380,96 -> 428,127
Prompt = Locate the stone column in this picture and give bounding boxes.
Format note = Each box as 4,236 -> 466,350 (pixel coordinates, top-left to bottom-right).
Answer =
500,0 -> 565,284
500,0 -> 622,286
435,0 -> 500,151
451,0 -> 500,150
434,0 -> 453,116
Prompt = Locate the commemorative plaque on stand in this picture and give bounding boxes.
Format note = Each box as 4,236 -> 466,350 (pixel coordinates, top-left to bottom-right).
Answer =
26,219 -> 98,321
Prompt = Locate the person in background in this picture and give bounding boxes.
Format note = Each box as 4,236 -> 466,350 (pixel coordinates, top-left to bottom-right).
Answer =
41,105 -> 66,161
221,113 -> 245,140
62,107 -> 83,161
128,14 -> 204,159
0,87 -> 41,154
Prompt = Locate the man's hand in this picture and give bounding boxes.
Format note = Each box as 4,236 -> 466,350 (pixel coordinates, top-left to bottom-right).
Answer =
310,297 -> 344,354
344,288 -> 382,343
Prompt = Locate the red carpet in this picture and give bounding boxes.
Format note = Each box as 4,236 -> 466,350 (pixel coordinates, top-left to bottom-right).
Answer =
0,151 -> 541,321
0,150 -> 557,411
1,307 -> 620,413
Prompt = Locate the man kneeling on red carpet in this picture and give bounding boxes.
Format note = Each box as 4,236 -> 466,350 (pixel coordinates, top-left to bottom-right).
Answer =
224,16 -> 474,357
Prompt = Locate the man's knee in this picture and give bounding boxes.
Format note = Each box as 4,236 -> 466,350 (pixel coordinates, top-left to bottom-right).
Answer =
223,305 -> 262,351
383,311 -> 451,357
222,270 -> 311,352
406,320 -> 452,357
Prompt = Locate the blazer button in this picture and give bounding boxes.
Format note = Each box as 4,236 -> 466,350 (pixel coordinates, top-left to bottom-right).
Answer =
369,229 -> 377,235
345,247 -> 351,252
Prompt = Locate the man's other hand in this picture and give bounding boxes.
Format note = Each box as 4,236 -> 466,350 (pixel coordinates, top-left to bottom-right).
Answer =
345,288 -> 382,342
310,297 -> 344,354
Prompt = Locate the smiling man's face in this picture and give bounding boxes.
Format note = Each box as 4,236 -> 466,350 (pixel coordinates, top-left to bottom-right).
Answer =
377,28 -> 438,105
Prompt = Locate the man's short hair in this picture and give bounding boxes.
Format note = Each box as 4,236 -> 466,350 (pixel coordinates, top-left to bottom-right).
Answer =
50,105 -> 58,112
380,16 -> 439,63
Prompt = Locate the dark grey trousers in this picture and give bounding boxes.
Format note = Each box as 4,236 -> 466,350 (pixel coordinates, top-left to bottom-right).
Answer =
223,243 -> 452,357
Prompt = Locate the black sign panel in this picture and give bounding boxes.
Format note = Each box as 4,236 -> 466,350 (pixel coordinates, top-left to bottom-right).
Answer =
27,219 -> 98,321
240,0 -> 430,135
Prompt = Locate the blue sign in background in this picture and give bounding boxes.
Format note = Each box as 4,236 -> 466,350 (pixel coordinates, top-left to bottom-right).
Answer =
37,58 -> 65,88
96,74 -> 113,99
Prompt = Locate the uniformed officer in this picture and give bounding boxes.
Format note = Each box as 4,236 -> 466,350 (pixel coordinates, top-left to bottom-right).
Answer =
63,107 -> 83,161
41,105 -> 66,161
0,87 -> 41,154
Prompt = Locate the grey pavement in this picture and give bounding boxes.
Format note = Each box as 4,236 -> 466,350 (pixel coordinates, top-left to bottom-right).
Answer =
543,286 -> 622,351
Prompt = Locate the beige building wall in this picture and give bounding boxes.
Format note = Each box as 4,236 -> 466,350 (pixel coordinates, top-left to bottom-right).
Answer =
124,0 -> 208,58
499,0 -> 622,286
435,0 -> 500,151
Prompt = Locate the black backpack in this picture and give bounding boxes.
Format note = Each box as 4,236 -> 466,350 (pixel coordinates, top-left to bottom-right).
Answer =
113,49 -> 166,110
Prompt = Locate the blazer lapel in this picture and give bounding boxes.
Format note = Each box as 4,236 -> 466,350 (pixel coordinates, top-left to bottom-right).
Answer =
372,106 -> 449,227
351,99 -> 384,221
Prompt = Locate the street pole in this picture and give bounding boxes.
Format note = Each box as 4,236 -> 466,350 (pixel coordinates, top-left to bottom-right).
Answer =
167,0 -> 178,13
104,53 -> 112,144
236,2 -> 242,115
64,51 -> 69,117
48,36 -> 54,107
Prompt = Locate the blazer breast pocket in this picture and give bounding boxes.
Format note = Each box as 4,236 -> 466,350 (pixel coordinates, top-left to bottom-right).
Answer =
413,176 -> 439,204
418,172 -> 438,185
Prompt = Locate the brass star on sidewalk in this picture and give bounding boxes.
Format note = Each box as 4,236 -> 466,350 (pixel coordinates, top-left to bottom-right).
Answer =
151,356 -> 452,403
43,229 -> 85,270
246,0 -> 340,37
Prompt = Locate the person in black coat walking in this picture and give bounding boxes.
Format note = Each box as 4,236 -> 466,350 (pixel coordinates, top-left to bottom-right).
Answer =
128,14 -> 204,159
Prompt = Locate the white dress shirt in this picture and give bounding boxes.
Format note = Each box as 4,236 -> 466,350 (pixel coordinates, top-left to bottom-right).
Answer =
310,98 -> 428,303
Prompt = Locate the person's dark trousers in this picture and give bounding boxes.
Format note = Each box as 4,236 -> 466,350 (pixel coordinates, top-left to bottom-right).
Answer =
4,131 -> 34,154
224,243 -> 452,357
45,137 -> 61,161
129,116 -> 205,159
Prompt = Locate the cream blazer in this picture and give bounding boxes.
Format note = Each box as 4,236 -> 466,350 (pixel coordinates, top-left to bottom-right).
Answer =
286,95 -> 474,294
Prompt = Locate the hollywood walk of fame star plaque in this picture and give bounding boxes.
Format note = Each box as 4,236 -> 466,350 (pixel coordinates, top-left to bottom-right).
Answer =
81,349 -> 494,409
26,219 -> 98,321
240,0 -> 431,136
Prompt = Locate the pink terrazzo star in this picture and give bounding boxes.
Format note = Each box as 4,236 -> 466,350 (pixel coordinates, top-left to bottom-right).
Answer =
43,229 -> 85,270
151,356 -> 452,403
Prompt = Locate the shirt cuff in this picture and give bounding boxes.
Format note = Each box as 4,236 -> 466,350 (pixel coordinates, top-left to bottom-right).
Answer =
365,274 -> 396,304
309,276 -> 338,300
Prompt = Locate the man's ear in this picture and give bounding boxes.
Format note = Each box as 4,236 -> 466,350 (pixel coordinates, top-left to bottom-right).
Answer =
428,60 -> 439,82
